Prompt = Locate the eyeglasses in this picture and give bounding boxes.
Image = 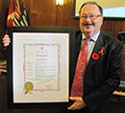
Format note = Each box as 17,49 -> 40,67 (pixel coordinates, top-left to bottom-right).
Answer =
80,15 -> 102,20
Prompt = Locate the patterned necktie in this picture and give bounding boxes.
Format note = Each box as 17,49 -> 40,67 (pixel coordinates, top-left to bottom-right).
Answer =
71,37 -> 90,96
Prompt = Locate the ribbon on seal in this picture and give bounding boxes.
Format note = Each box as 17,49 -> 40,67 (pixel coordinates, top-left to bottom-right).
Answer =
24,81 -> 33,94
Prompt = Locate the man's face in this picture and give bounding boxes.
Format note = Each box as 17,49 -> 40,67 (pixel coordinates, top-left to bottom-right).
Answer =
80,4 -> 103,37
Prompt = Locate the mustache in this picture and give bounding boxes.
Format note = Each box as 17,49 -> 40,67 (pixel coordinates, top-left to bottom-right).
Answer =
83,23 -> 94,26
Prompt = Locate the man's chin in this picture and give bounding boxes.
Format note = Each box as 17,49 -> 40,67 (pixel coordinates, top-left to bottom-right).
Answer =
82,31 -> 94,37
83,30 -> 93,34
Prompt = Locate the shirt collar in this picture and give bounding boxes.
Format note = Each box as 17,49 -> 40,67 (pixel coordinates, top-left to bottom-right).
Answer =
82,31 -> 100,42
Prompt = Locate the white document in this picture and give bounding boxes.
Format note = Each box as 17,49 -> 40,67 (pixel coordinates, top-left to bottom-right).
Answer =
13,32 -> 69,103
24,43 -> 59,90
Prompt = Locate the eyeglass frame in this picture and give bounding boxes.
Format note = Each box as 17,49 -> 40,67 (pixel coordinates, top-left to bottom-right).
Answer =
80,15 -> 102,20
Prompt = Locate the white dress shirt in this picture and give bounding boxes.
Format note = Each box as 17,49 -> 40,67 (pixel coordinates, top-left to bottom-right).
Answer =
81,31 -> 100,62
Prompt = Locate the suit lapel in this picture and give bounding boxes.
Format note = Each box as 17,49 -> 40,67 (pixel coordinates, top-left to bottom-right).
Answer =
87,32 -> 105,67
92,32 -> 104,53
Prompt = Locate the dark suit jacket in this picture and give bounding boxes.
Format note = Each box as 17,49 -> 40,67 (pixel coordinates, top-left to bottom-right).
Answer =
69,31 -> 123,113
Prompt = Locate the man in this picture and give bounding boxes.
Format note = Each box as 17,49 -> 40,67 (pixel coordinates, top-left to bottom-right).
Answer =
67,1 -> 123,113
2,2 -> 123,113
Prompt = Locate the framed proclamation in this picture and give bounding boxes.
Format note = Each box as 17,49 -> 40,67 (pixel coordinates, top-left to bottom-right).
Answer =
7,27 -> 77,108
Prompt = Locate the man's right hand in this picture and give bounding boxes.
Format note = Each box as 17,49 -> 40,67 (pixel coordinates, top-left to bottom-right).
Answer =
2,34 -> 11,47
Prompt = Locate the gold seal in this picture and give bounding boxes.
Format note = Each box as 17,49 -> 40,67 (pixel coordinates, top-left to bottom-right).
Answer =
24,81 -> 33,91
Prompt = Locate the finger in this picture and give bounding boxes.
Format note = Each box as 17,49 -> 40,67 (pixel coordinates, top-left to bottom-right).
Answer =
3,40 -> 10,47
5,34 -> 9,38
67,103 -> 76,110
69,96 -> 79,101
4,43 -> 9,47
3,39 -> 10,44
3,39 -> 10,42
3,37 -> 10,41
3,34 -> 10,40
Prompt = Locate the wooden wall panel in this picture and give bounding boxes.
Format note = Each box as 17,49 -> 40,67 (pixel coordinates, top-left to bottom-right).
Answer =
24,0 -> 80,28
102,20 -> 125,37
29,0 -> 56,26
1,0 -> 125,38
23,0 -> 125,37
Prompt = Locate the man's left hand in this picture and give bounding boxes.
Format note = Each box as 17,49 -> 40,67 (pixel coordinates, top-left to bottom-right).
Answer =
67,96 -> 87,111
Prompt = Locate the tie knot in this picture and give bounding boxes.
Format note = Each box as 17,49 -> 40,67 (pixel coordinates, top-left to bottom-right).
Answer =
86,37 -> 90,39
85,37 -> 91,42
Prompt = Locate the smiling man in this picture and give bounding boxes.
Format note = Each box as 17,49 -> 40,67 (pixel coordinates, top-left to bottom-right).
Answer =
79,2 -> 103,37
67,1 -> 123,113
2,1 -> 123,113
